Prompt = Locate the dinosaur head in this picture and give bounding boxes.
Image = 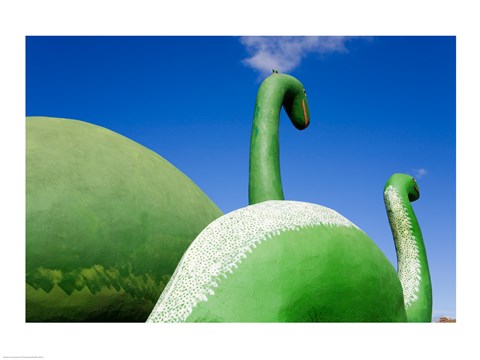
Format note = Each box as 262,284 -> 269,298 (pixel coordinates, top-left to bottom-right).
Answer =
385,173 -> 420,202
263,72 -> 309,130
283,84 -> 310,130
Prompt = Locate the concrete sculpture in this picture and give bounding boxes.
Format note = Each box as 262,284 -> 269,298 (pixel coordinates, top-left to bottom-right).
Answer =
26,117 -> 223,321
147,72 -> 432,322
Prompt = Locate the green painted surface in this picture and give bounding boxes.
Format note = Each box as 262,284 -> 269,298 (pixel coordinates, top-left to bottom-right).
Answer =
249,72 -> 310,204
246,72 -> 432,322
26,116 -> 223,322
185,225 -> 406,322
384,174 -> 432,322
146,72 -> 432,323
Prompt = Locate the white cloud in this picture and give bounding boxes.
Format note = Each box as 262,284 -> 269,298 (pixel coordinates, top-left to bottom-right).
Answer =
413,168 -> 428,179
240,36 -> 353,75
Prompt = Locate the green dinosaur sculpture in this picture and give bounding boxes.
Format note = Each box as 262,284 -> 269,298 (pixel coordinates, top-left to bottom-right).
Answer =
147,72 -> 432,322
26,116 -> 223,322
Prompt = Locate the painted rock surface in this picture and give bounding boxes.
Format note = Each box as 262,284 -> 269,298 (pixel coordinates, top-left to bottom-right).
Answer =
26,116 -> 223,322
147,200 -> 407,322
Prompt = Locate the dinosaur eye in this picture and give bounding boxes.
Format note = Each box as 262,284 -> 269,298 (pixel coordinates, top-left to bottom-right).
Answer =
303,89 -> 307,96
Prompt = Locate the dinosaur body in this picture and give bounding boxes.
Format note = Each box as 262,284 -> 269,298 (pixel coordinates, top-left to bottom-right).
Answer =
26,116 -> 223,321
147,200 -> 406,322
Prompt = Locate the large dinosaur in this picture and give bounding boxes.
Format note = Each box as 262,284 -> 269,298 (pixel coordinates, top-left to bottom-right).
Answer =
26,117 -> 223,322
147,72 -> 432,322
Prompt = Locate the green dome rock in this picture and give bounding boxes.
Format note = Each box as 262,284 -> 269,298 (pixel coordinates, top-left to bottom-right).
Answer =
26,116 -> 223,322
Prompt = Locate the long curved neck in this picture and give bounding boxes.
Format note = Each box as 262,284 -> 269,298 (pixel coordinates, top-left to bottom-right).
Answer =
248,76 -> 293,205
384,185 -> 432,322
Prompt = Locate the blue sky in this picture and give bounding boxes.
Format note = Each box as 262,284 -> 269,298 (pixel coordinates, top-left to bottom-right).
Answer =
26,36 -> 456,317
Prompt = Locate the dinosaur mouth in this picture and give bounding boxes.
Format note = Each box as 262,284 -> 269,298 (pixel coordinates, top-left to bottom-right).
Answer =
409,183 -> 420,201
302,99 -> 309,127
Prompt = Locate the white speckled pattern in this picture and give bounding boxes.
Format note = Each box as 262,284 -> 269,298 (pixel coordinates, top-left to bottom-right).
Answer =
384,185 -> 421,308
147,200 -> 360,323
